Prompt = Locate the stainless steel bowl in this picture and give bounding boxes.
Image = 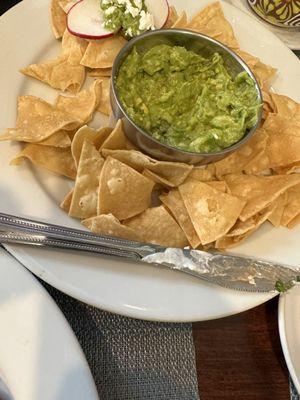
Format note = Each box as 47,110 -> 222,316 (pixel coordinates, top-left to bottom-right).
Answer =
111,29 -> 262,165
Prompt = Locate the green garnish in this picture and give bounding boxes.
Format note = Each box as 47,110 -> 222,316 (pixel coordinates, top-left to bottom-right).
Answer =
275,277 -> 299,293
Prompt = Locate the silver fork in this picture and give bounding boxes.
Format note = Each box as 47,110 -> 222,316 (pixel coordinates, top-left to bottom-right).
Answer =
0,212 -> 299,293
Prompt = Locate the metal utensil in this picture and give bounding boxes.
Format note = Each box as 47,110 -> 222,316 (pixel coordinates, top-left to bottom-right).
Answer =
0,212 -> 299,293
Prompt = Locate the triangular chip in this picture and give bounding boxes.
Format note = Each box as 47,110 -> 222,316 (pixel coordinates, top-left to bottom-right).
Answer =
160,190 -> 200,248
188,167 -> 213,182
62,29 -> 88,65
124,205 -> 188,248
262,90 -> 276,119
99,120 -> 127,151
98,156 -> 154,220
281,184 -> 300,227
269,93 -> 300,124
267,192 -> 288,227
164,6 -> 179,28
101,149 -> 193,186
71,125 -> 112,167
55,79 -> 102,124
60,188 -> 74,212
172,11 -> 188,28
82,214 -> 141,242
143,169 -> 175,188
287,214 -> 300,229
69,139 -> 105,218
59,0 -> 76,13
50,0 -> 67,39
0,96 -> 79,143
97,78 -> 111,116
39,130 -> 72,147
179,180 -> 245,244
21,55 -> 85,93
206,181 -> 229,193
87,68 -> 112,77
10,144 -> 76,179
273,163 -> 300,175
80,36 -> 127,68
224,173 -> 300,221
187,2 -> 239,49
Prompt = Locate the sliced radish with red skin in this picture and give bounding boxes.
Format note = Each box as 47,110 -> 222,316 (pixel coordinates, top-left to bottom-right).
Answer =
145,0 -> 169,29
67,0 -> 115,40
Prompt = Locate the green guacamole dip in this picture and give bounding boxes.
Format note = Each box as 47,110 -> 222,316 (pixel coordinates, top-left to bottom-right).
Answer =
116,44 -> 261,153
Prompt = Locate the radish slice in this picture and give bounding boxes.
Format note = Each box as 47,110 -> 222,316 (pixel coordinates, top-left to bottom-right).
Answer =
145,0 -> 169,29
67,0 -> 115,40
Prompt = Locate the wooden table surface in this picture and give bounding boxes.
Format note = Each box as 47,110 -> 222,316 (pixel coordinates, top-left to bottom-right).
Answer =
193,297 -> 290,399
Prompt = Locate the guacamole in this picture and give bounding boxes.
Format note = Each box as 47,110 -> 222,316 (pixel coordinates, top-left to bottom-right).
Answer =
116,44 -> 261,153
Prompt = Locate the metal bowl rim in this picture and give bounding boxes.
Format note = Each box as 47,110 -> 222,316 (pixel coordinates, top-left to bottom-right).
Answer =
111,28 -> 263,159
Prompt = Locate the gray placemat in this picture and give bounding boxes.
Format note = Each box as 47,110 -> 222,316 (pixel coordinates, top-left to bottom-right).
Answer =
43,282 -> 200,400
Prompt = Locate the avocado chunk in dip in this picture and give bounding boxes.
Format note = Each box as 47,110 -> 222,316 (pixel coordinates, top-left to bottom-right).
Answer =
116,44 -> 261,153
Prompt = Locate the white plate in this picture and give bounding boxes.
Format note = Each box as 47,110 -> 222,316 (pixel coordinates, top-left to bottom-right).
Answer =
0,247 -> 99,400
279,287 -> 300,394
0,0 -> 300,322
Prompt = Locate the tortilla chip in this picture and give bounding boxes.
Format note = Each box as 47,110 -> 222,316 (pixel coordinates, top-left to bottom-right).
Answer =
280,184 -> 300,227
55,79 -> 102,124
80,36 -> 127,69
206,181 -> 229,193
101,149 -> 193,186
160,190 -> 200,248
224,173 -> 300,221
273,163 -> 300,175
188,167 -> 213,182
59,0 -> 76,13
39,130 -> 71,147
82,214 -> 141,241
236,50 -> 277,89
98,156 -> 154,220
62,29 -> 88,65
96,77 -> 111,116
99,120 -> 127,151
211,127 -> 269,178
269,93 -> 300,123
143,169 -> 175,188
264,114 -> 300,169
50,0 -> 67,39
215,204 -> 275,249
87,68 -> 112,77
124,205 -> 188,248
164,6 -> 179,28
69,139 -> 105,219
71,125 -> 112,167
10,144 -> 76,179
262,90 -> 276,120
21,55 -> 85,94
267,192 -> 288,227
172,11 -> 188,28
60,188 -> 74,212
187,2 -> 239,49
0,96 -> 79,143
287,214 -> 300,229
179,180 -> 245,244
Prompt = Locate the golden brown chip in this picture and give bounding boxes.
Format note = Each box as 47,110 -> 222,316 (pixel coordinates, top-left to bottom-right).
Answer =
55,79 -> 102,124
101,149 -> 193,186
206,181 -> 229,193
0,96 -> 79,143
82,214 -> 141,241
10,144 -> 76,179
188,167 -> 214,182
21,55 -> 85,93
269,93 -> 300,123
98,156 -> 154,220
87,68 -> 112,77
71,125 -> 112,167
224,173 -> 300,221
50,0 -> 67,39
142,169 -> 175,188
60,188 -> 74,212
160,190 -> 200,248
80,36 -> 127,69
267,192 -> 287,227
262,90 -> 276,119
99,120 -> 127,151
179,180 -> 245,244
69,139 -> 105,219
97,78 -> 111,116
164,6 -> 179,28
236,50 -> 277,89
124,205 -> 188,248
62,29 -> 88,65
280,184 -> 300,227
287,214 -> 300,229
59,0 -> 76,13
264,114 -> 300,169
273,163 -> 300,175
39,130 -> 71,147
187,2 -> 239,49
172,11 -> 188,28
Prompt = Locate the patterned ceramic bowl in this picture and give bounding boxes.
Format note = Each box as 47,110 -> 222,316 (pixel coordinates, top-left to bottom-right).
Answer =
247,0 -> 300,28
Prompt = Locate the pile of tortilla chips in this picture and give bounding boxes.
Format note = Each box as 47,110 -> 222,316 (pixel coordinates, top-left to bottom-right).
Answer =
1,1 -> 300,250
